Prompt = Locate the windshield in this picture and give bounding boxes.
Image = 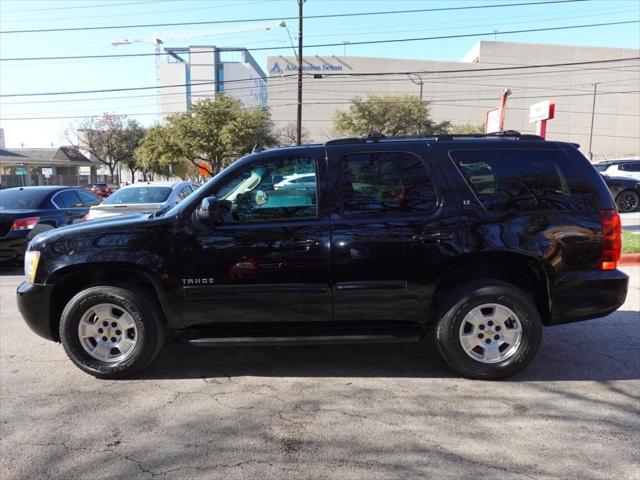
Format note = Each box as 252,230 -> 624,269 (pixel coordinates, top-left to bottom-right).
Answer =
103,186 -> 171,205
594,164 -> 609,172
0,188 -> 49,210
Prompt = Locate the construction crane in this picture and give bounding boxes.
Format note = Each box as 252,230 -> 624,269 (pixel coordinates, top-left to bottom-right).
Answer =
111,21 -> 287,80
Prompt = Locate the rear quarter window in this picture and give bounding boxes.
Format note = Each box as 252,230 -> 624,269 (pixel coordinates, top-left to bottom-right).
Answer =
450,149 -> 598,212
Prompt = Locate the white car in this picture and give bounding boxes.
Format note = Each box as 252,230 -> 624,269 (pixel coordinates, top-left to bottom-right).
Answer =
86,181 -> 198,220
594,159 -> 640,181
273,173 -> 316,191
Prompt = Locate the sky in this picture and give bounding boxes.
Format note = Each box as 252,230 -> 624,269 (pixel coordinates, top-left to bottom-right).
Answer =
0,0 -> 638,148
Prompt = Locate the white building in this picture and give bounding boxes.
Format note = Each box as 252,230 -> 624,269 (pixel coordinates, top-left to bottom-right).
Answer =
159,46 -> 267,116
267,41 -> 640,160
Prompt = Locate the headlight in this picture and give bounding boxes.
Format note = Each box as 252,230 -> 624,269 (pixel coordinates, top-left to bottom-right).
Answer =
24,251 -> 41,284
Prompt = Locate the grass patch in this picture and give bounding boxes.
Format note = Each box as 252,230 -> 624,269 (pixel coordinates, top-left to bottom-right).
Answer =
622,231 -> 640,254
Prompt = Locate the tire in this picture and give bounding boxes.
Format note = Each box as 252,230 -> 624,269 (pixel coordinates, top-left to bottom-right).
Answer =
615,189 -> 640,213
60,286 -> 165,379
434,279 -> 542,380
28,223 -> 54,241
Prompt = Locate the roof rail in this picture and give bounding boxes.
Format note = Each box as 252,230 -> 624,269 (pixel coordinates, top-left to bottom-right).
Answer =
324,130 -> 545,146
325,131 -> 387,146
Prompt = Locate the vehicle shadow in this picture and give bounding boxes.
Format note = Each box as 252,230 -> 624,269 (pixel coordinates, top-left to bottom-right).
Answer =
140,310 -> 640,382
0,265 -> 22,276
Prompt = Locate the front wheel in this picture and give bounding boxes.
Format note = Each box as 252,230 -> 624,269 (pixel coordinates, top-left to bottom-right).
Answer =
616,189 -> 640,213
434,280 -> 542,380
60,286 -> 165,379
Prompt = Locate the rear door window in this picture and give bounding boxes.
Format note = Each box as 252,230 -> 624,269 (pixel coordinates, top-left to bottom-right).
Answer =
620,162 -> 640,172
177,186 -> 192,200
450,149 -> 597,212
54,190 -> 82,208
340,151 -> 437,216
77,190 -> 101,206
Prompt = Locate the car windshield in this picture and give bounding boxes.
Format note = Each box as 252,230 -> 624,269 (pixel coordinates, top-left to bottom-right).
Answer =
0,188 -> 50,210
103,186 -> 171,205
594,164 -> 609,172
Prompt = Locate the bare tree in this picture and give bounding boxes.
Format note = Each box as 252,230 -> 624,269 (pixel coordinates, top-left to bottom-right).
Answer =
277,123 -> 310,145
68,114 -> 138,183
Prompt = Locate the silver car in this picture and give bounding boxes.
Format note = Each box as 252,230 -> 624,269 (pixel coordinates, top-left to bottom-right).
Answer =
86,181 -> 199,220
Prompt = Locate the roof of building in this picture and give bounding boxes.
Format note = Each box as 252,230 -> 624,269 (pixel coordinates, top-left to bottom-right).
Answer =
0,147 -> 95,166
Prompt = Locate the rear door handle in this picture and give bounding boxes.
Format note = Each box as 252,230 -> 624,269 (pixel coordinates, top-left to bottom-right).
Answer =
291,240 -> 317,251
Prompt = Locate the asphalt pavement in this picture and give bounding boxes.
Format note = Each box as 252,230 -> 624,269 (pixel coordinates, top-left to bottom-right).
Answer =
0,267 -> 638,479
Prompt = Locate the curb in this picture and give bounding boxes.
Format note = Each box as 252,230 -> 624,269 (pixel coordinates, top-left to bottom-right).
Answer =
619,253 -> 640,266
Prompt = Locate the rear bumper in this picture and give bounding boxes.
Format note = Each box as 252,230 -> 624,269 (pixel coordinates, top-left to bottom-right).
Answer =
16,281 -> 56,341
549,269 -> 629,325
0,234 -> 28,264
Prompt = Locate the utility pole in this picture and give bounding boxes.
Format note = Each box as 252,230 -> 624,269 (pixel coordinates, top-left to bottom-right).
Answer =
296,0 -> 303,145
588,82 -> 599,161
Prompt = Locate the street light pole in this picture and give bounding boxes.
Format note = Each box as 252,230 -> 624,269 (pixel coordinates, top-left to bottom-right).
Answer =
407,73 -> 424,101
588,82 -> 599,161
296,0 -> 304,145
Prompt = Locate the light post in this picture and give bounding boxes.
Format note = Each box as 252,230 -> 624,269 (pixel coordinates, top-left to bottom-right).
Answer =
588,82 -> 599,161
407,73 -> 424,101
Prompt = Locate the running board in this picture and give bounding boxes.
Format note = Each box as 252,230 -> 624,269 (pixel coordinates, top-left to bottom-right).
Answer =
174,323 -> 423,347
182,334 -> 420,347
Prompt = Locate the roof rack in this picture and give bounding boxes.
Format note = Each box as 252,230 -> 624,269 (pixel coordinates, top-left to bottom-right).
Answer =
324,130 -> 545,146
324,131 -> 388,146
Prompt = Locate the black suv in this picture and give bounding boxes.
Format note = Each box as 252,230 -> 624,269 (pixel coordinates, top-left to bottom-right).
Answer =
17,133 -> 628,380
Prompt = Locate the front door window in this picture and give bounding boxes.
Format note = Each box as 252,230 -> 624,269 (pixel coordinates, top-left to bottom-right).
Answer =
215,156 -> 318,223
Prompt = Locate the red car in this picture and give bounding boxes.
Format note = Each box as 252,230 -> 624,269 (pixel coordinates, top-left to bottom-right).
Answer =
86,183 -> 117,198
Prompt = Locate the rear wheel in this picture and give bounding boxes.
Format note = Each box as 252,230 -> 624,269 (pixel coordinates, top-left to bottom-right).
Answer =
616,189 -> 639,213
60,286 -> 165,379
434,280 -> 542,380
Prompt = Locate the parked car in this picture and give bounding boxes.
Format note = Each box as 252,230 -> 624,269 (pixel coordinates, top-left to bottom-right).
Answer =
85,181 -> 198,220
274,172 -> 317,192
0,186 -> 101,264
594,159 -> 640,181
17,132 -> 628,380
86,183 -> 117,198
601,174 -> 640,213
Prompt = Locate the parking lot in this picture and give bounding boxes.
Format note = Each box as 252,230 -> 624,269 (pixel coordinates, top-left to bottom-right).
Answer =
0,267 -> 638,479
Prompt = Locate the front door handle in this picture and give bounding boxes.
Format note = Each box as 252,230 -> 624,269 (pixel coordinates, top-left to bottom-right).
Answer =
413,231 -> 453,242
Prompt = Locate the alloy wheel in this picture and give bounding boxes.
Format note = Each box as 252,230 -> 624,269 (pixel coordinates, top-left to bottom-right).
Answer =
458,303 -> 523,364
77,303 -> 138,363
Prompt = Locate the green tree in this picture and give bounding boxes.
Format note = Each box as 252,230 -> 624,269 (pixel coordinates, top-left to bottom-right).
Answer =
135,125 -> 177,178
333,95 -> 452,137
116,120 -> 147,180
141,96 -> 277,177
450,122 -> 485,134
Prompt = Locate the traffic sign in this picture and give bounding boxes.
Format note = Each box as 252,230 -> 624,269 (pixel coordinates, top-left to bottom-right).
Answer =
529,100 -> 555,122
485,108 -> 501,133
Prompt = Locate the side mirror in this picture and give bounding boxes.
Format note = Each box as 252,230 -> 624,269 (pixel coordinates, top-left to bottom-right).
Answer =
196,196 -> 220,225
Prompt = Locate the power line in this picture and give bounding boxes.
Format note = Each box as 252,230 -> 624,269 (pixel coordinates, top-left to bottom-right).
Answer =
3,20 -> 637,63
0,0 -> 171,13
3,1 -> 266,23
2,69 -> 637,108
2,4 -> 630,54
1,57 -> 637,98
0,0 -> 587,34
2,90 -> 638,120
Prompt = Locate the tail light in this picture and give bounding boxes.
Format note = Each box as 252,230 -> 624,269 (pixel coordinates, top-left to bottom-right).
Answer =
11,216 -> 40,231
600,209 -> 621,270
